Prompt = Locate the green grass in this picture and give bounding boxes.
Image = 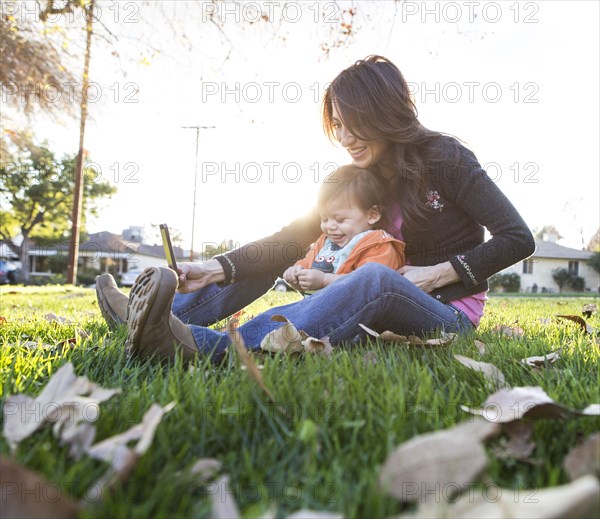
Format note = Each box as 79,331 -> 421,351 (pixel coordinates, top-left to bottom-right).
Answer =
1,286 -> 599,518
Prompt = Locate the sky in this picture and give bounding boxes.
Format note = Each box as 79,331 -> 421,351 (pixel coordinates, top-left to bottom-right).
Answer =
13,0 -> 600,251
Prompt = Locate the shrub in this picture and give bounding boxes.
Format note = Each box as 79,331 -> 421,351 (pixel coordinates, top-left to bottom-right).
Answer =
488,272 -> 521,292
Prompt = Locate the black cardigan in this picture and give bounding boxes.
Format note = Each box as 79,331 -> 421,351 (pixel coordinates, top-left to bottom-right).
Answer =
216,139 -> 535,303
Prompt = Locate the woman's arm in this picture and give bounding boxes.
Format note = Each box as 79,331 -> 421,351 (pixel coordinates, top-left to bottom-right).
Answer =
398,262 -> 460,293
449,148 -> 535,286
214,208 -> 322,284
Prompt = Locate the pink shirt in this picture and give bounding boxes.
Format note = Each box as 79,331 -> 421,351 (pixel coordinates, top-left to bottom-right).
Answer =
388,205 -> 487,327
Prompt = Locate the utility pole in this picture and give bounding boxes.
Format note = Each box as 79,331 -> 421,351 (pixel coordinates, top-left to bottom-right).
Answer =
67,1 -> 94,284
181,125 -> 215,261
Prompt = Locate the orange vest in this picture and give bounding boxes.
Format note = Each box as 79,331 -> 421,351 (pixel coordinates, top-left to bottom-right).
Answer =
295,230 -> 405,274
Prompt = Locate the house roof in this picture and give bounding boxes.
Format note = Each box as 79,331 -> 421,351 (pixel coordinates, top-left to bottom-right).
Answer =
43,231 -> 185,259
533,240 -> 593,260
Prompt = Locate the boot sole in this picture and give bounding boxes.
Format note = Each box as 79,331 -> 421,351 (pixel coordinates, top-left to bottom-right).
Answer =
95,275 -> 126,330
125,267 -> 179,359
125,267 -> 161,358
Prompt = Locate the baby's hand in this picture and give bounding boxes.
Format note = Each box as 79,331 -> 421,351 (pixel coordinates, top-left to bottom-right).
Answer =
296,269 -> 325,291
283,265 -> 303,291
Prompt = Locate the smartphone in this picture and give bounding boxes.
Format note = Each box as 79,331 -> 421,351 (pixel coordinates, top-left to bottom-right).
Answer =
159,224 -> 178,272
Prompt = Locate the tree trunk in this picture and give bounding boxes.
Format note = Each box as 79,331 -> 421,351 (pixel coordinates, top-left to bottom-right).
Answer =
19,234 -> 30,283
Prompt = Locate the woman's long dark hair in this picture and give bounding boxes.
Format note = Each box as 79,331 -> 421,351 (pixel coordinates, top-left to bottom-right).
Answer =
322,55 -> 458,232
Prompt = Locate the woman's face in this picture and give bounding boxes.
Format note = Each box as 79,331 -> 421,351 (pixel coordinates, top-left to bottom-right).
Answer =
331,103 -> 390,169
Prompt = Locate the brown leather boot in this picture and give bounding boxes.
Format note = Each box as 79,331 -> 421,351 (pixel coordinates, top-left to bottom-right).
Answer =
95,274 -> 128,329
125,267 -> 199,362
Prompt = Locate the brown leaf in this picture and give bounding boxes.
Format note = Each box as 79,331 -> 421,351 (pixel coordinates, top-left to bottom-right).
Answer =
379,419 -> 500,502
260,322 -> 303,354
493,421 -> 536,461
521,348 -> 562,369
380,331 -> 409,343
270,314 -> 290,323
582,303 -> 597,318
454,355 -> 506,387
228,320 -> 276,403
474,339 -> 487,355
462,386 -> 599,423
564,432 -> 600,480
210,475 -> 241,519
302,336 -> 333,357
0,316 -> 7,325
556,314 -> 596,334
0,457 -> 80,518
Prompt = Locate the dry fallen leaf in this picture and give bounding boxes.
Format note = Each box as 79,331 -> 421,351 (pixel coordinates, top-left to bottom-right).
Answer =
19,340 -> 54,349
228,320 -> 276,403
2,362 -> 120,452
189,458 -> 222,484
0,316 -> 7,325
582,404 -> 600,415
398,475 -> 599,519
379,419 -> 500,502
43,312 -> 68,324
302,336 -> 333,357
521,348 -> 562,369
461,386 -> 600,423
454,355 -> 506,387
493,324 -> 525,338
556,314 -> 596,334
358,324 -> 455,347
474,339 -> 486,355
210,475 -> 241,519
582,303 -> 597,318
270,314 -> 291,323
563,432 -> 600,480
260,322 -> 303,354
86,401 -> 175,496
362,351 -> 378,365
492,421 -> 536,461
0,456 -> 80,519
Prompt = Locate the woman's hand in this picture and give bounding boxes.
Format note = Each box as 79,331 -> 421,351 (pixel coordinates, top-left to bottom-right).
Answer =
176,259 -> 225,293
296,269 -> 326,291
398,262 -> 460,293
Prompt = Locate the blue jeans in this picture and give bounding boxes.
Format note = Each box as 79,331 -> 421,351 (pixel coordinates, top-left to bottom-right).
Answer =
171,263 -> 473,357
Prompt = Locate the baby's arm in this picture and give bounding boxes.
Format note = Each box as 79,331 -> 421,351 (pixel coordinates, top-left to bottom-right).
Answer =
296,269 -> 342,291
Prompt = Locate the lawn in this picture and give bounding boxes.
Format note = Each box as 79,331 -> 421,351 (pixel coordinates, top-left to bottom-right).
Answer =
0,286 -> 599,518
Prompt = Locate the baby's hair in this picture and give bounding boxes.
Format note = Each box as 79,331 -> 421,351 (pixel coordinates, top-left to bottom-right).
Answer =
318,165 -> 387,225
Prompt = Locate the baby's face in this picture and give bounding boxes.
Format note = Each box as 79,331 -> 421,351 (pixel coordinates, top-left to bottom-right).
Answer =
319,197 -> 381,248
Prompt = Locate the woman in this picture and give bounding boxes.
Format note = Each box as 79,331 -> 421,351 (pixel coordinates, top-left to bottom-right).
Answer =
96,55 -> 535,361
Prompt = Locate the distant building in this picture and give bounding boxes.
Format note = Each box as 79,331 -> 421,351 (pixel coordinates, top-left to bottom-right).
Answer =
504,234 -> 599,293
26,231 -> 186,279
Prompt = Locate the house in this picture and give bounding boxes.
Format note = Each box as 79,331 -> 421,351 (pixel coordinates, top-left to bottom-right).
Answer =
504,236 -> 599,293
27,231 -> 187,279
